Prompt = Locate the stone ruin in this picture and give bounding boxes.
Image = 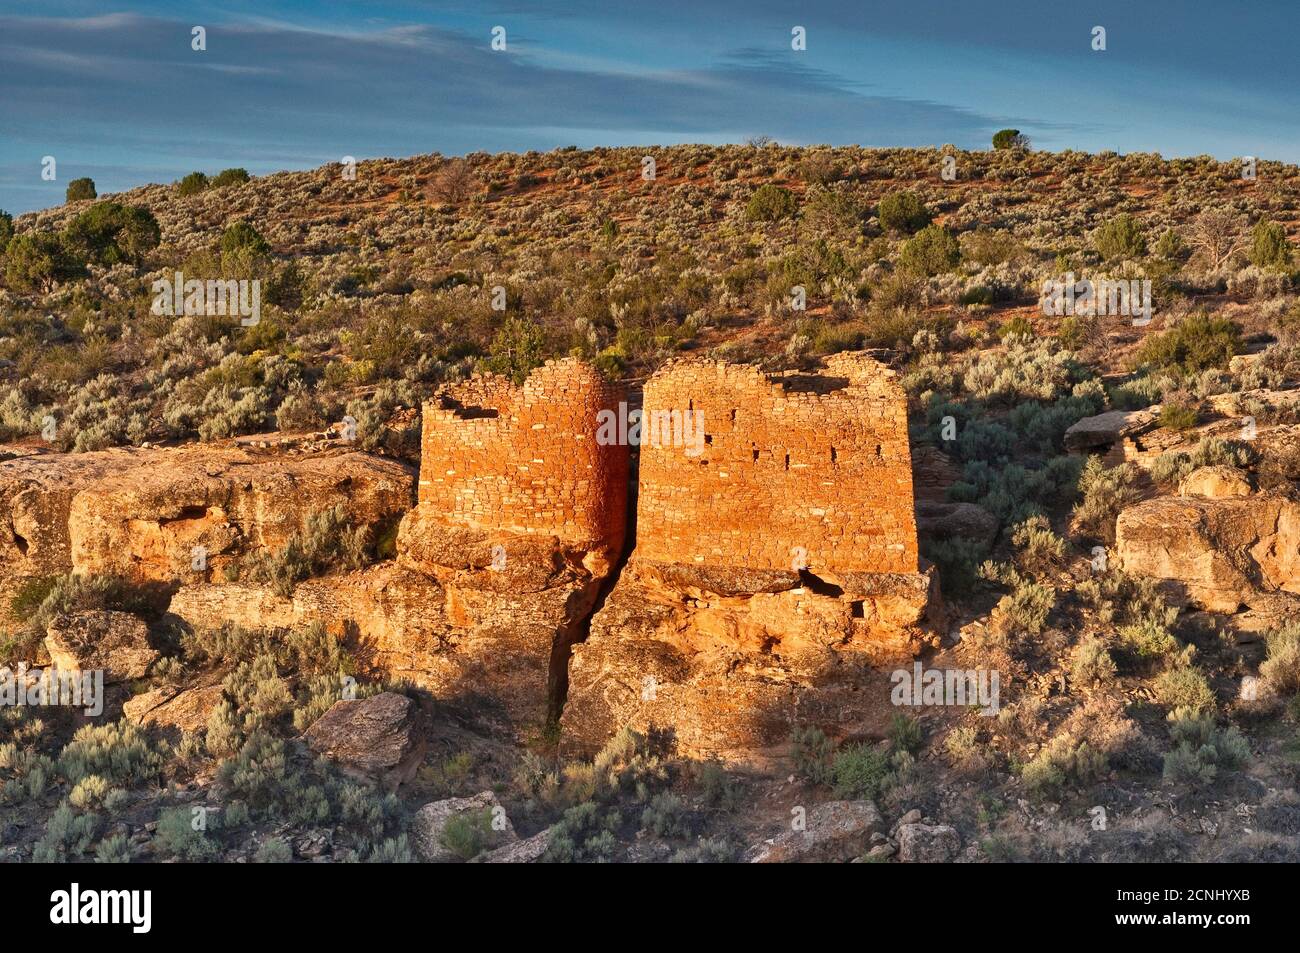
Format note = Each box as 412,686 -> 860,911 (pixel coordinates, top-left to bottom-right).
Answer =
562,353 -> 938,760
0,353 -> 936,757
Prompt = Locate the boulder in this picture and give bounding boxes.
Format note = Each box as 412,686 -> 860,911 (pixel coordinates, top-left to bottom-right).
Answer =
896,823 -> 961,863
915,500 -> 998,548
1179,465 -> 1251,499
409,791 -> 517,863
302,691 -> 423,787
746,801 -> 883,863
43,610 -> 158,682
123,683 -> 226,733
1116,488 -> 1300,612
1064,408 -> 1158,453
480,827 -> 553,864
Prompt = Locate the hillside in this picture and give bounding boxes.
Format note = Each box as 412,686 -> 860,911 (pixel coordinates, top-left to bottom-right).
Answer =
2,143 -> 1300,864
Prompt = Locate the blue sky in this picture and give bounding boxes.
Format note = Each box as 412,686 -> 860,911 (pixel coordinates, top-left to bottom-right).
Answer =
2,0 -> 1298,214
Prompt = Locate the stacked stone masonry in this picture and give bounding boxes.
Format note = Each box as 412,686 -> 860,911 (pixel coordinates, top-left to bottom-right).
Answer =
416,358 -> 628,563
635,352 -> 919,576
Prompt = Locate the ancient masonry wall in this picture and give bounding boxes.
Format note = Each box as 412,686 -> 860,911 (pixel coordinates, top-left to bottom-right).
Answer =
417,358 -> 629,558
634,352 -> 919,575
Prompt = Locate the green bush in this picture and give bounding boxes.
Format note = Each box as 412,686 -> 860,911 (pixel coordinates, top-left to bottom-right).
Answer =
65,177 -> 97,202
745,184 -> 797,222
1093,213 -> 1147,261
220,220 -> 270,259
877,190 -> 931,234
0,209 -> 13,246
211,168 -> 251,188
1071,458 -> 1142,544
177,172 -> 209,196
1135,313 -> 1242,375
1250,220 -> 1291,270
62,202 -> 161,266
992,129 -> 1029,150
1159,401 -> 1199,430
898,224 -> 960,276
484,315 -> 548,384
439,808 -> 500,861
4,233 -> 69,292
640,792 -> 690,838
791,725 -> 834,785
831,743 -> 893,799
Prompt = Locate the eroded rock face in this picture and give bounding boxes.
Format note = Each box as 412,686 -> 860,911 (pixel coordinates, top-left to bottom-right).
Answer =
68,447 -> 413,584
0,443 -> 413,622
1179,465 -> 1252,499
44,610 -> 158,682
561,559 -> 939,761
1116,487 -> 1300,612
302,691 -> 424,788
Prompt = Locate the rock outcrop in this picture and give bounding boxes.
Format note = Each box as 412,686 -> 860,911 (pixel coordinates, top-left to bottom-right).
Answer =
1116,486 -> 1300,612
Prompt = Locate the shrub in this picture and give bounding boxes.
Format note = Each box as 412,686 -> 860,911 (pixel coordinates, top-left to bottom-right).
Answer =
484,315 -> 548,384
1259,623 -> 1300,697
241,505 -> 372,597
791,725 -> 834,786
1249,220 -> 1291,270
1022,733 -> 1106,797
1093,213 -> 1147,261
156,806 -> 220,860
991,576 -> 1055,636
254,836 -> 293,863
898,224 -> 960,276
220,219 -> 270,259
33,803 -> 101,861
1135,313 -> 1242,375
428,159 -> 478,204
745,184 -> 797,222
640,792 -> 690,838
992,129 -> 1029,150
1068,636 -> 1116,687
1159,401 -> 1199,430
177,172 -> 209,196
66,177 -> 97,201
1154,665 -> 1216,713
4,233 -> 68,292
62,202 -> 161,266
1117,617 -> 1179,660
1010,514 -> 1065,573
0,210 -> 13,246
888,712 -> 923,754
211,168 -> 251,188
94,833 -> 131,863
543,801 -> 622,863
877,190 -> 931,233
439,808 -> 499,861
59,721 -> 163,787
831,743 -> 893,799
1070,458 -> 1142,544
1162,708 -> 1249,786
